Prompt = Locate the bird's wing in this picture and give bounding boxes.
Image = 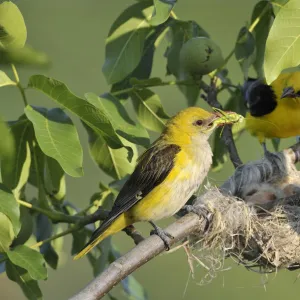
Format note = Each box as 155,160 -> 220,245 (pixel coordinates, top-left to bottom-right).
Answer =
272,71 -> 300,99
89,143 -> 181,239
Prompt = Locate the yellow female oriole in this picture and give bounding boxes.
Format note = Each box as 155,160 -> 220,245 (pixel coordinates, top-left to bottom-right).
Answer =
244,72 -> 300,144
74,107 -> 240,259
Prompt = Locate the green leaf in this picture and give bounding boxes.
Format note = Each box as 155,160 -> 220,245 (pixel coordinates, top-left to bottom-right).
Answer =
0,212 -> 14,252
51,225 -> 64,253
35,214 -> 58,270
0,70 -> 16,87
7,245 -> 47,280
44,156 -> 66,202
166,19 -> 208,105
1,118 -> 32,199
11,206 -> 33,247
107,293 -> 118,300
109,176 -> 129,192
62,204 -> 88,255
130,88 -> 169,132
0,116 -> 15,160
122,274 -> 148,300
251,1 -> 274,77
130,77 -> 163,87
0,1 -> 27,48
28,75 -> 127,151
27,142 -> 44,188
0,45 -> 50,67
235,27 -> 256,78
111,23 -> 168,100
24,106 -> 83,177
71,229 -> 87,256
0,183 -> 20,236
91,187 -> 115,211
264,0 -> 300,84
102,1 -> 153,84
212,128 -> 227,172
87,237 -> 112,277
150,0 -> 176,26
85,125 -> 138,180
6,261 -> 42,300
271,0 -> 288,15
85,93 -> 149,147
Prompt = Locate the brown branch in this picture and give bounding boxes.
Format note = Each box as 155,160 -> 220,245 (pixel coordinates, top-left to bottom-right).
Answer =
69,213 -> 206,300
201,79 -> 243,168
123,225 -> 145,245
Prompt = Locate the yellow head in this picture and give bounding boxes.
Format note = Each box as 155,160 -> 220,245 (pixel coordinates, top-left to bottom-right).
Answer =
162,107 -> 238,145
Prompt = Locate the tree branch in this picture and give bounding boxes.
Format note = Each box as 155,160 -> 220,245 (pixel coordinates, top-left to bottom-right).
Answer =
201,79 -> 243,168
69,213 -> 206,300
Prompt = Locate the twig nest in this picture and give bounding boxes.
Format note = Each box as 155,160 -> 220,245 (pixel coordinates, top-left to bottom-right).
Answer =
189,150 -> 300,275
190,188 -> 300,273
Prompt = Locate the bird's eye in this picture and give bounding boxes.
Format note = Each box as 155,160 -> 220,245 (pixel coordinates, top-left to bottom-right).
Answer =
194,120 -> 203,126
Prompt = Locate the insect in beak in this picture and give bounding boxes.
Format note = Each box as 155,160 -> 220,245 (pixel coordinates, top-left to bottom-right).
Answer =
211,108 -> 244,128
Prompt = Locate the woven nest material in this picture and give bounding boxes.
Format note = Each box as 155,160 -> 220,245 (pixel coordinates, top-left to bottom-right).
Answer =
189,149 -> 300,277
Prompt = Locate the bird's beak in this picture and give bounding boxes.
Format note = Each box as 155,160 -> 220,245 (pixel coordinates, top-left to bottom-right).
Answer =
210,110 -> 244,129
281,87 -> 297,99
202,110 -> 243,134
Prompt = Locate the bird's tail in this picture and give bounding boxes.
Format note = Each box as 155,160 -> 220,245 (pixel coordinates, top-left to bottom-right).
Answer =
74,213 -> 130,260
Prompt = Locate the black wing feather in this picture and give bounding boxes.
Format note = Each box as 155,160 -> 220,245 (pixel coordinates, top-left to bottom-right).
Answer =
89,143 -> 180,240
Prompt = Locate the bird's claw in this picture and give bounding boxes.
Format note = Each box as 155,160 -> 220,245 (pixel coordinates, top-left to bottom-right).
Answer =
149,222 -> 174,251
262,142 -> 280,162
182,204 -> 212,232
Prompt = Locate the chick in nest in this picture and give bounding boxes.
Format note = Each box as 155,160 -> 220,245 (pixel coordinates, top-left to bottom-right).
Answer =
242,183 -> 285,210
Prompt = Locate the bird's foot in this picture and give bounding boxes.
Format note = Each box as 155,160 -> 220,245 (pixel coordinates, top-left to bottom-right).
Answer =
182,204 -> 212,232
149,221 -> 174,251
262,142 -> 280,162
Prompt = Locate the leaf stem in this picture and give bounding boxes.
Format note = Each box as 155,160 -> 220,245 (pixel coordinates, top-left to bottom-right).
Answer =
170,10 -> 178,20
17,198 -> 82,224
248,2 -> 271,33
30,224 -> 80,249
111,79 -> 196,97
11,64 -> 28,106
30,139 -> 53,210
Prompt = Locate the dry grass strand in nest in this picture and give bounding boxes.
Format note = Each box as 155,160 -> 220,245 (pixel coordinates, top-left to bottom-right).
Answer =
189,151 -> 300,277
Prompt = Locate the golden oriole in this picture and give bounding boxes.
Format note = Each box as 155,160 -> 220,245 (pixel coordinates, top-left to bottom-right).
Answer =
243,72 -> 300,144
74,107 -> 241,259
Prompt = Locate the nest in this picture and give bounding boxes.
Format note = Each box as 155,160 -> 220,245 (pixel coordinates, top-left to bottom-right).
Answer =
189,148 -> 300,280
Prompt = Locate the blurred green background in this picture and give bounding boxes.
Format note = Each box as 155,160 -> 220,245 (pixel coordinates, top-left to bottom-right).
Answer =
0,0 -> 299,299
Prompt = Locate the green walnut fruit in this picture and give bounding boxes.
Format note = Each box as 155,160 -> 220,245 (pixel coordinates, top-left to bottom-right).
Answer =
180,37 -> 224,76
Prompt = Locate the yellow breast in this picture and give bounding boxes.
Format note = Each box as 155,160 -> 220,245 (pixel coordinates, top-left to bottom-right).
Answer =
246,98 -> 300,142
129,140 -> 212,221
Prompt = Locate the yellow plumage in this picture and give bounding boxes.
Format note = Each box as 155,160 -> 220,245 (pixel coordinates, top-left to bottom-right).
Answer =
245,72 -> 300,143
74,107 -> 240,259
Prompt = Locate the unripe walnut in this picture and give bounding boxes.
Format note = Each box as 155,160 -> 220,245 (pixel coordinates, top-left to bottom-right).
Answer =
179,37 -> 224,76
